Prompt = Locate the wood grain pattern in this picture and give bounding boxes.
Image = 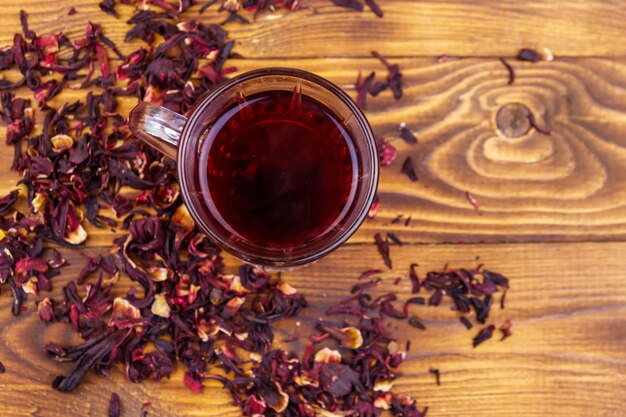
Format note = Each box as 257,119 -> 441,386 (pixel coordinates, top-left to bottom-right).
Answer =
0,242 -> 625,417
2,1 -> 626,58
4,57 -> 626,243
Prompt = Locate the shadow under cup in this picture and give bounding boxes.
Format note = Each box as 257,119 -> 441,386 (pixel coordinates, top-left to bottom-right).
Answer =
178,69 -> 378,268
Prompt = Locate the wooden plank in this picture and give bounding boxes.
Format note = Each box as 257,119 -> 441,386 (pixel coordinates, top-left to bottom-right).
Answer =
0,1 -> 626,58
0,241 -> 624,416
3,57 -> 626,243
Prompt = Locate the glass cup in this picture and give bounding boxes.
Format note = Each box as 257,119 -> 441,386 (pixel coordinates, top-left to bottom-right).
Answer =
128,68 -> 378,268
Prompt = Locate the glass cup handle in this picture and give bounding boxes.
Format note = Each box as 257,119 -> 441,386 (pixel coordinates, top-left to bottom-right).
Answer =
128,101 -> 187,160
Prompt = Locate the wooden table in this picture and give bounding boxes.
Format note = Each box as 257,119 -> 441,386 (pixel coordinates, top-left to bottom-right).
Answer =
0,1 -> 625,416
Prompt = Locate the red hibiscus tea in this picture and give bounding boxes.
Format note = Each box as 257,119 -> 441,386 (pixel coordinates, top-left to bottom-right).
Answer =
131,68 -> 378,267
199,90 -> 357,248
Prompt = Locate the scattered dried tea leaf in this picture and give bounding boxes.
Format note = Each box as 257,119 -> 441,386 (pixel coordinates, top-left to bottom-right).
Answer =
377,138 -> 397,166
401,156 -> 418,181
472,324 -> 496,348
499,319 -> 514,340
500,58 -> 515,85
108,392 -> 121,417
408,315 -> 426,330
429,368 -> 440,386
408,263 -> 421,293
399,122 -> 418,144
518,47 -> 554,62
374,232 -> 392,268
331,0 -> 364,12
386,231 -> 403,245
465,191 -> 481,212
372,51 -> 403,100
365,0 -> 383,17
459,316 -> 473,330
355,71 -> 375,109
99,0 -> 118,18
367,194 -> 380,218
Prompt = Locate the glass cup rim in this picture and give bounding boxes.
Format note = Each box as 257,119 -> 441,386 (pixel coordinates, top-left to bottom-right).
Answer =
177,67 -> 379,268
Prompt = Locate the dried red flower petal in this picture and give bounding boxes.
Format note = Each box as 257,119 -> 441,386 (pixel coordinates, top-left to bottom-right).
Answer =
429,368 -> 440,386
401,156 -> 418,182
332,0 -> 364,12
372,51 -> 403,100
109,392 -> 121,417
37,297 -> 55,322
391,215 -> 403,224
367,194 -> 380,219
365,0 -> 383,17
408,315 -> 426,330
99,0 -> 118,18
499,319 -> 514,340
183,372 -> 203,393
374,232 -> 392,269
465,191 -> 481,211
459,316 -> 473,330
472,324 -> 495,348
399,123 -> 417,144
518,47 -> 553,63
377,138 -> 397,166
386,231 -> 403,245
409,263 -> 420,293
356,71 -> 375,109
500,58 -> 515,85
0,190 -> 19,215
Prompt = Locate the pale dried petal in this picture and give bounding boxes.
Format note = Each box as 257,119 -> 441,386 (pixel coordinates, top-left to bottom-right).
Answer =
110,297 -> 141,323
276,280 -> 297,295
22,276 -> 38,295
339,327 -> 363,349
373,379 -> 394,392
65,223 -> 87,244
314,347 -> 342,363
148,267 -> 169,282
50,134 -> 74,150
172,204 -> 195,232
31,193 -> 46,213
373,392 -> 393,410
151,293 -> 171,318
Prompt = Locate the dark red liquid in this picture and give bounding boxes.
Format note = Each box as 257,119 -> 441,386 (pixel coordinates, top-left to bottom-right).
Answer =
200,90 -> 357,248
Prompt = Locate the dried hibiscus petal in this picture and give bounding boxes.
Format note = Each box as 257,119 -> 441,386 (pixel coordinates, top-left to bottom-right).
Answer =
372,51 -> 403,100
377,138 -> 397,166
399,122 -> 417,144
472,324 -> 495,348
401,156 -> 418,182
0,190 -> 18,215
108,392 -> 121,417
374,232 -> 392,269
518,47 -> 554,63
499,319 -> 514,340
332,0 -> 364,12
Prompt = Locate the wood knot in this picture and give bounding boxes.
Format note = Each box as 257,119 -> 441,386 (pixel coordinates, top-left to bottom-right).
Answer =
496,103 -> 531,138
